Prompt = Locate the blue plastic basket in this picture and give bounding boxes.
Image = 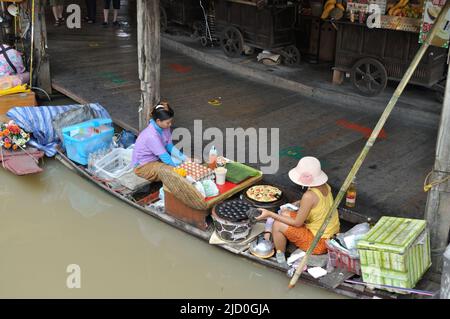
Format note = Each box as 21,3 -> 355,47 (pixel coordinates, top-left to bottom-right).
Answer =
62,119 -> 114,165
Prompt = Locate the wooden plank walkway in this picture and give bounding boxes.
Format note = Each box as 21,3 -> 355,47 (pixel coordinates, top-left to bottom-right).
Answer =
46,0 -> 437,221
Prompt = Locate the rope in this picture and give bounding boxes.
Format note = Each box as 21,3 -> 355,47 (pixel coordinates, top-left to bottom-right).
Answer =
423,170 -> 450,192
31,86 -> 51,101
17,144 -> 39,164
90,174 -> 127,193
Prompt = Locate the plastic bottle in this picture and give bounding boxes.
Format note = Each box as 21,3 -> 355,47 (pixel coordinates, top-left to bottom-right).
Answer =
88,153 -> 93,172
345,177 -> 357,208
208,146 -> 218,169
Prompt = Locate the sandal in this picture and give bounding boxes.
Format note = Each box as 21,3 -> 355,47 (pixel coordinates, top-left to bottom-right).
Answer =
54,20 -> 61,26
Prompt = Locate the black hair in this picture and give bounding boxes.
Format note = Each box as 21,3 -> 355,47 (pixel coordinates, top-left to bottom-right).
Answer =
151,102 -> 174,122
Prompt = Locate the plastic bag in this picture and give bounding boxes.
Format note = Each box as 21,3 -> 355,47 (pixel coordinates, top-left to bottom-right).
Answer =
159,187 -> 165,201
120,130 -> 136,148
193,181 -> 206,198
201,180 -> 219,197
336,222 -> 370,250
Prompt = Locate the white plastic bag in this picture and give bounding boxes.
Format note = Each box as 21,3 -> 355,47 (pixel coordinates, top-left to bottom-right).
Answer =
201,180 -> 219,197
193,181 -> 206,198
336,222 -> 370,250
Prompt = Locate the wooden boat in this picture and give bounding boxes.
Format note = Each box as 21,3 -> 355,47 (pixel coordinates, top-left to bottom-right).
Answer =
54,120 -> 417,300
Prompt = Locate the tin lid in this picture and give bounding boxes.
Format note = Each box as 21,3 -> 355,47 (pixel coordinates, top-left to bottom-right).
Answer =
357,217 -> 427,254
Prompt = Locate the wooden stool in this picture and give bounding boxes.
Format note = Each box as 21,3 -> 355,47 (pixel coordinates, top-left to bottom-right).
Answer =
332,69 -> 344,85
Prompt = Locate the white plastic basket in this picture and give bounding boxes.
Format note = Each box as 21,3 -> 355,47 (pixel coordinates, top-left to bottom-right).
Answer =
93,148 -> 133,180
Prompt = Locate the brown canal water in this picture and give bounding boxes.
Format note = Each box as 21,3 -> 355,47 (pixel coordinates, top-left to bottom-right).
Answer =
0,159 -> 344,298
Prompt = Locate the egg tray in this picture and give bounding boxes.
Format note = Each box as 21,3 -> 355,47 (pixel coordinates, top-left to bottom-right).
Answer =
177,162 -> 214,182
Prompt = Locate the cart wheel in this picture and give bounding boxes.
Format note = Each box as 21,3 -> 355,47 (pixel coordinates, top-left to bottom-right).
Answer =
200,36 -> 208,47
160,7 -> 168,33
220,26 -> 244,58
351,58 -> 387,97
282,45 -> 301,66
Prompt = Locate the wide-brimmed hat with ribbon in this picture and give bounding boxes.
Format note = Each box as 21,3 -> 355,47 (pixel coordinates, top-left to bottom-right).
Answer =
288,156 -> 328,187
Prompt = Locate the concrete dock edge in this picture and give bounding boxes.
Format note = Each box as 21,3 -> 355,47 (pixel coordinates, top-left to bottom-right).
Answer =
161,36 -> 440,128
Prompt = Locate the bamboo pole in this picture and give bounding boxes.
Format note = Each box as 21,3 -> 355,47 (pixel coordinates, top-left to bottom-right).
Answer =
288,2 -> 450,288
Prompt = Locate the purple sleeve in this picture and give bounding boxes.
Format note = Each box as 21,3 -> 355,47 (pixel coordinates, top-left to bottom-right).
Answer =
149,134 -> 168,156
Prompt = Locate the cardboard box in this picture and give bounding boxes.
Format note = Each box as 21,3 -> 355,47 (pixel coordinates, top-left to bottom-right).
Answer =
0,91 -> 37,115
357,217 -> 431,289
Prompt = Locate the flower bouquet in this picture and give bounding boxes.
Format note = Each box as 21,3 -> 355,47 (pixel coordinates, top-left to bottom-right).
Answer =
0,121 -> 30,151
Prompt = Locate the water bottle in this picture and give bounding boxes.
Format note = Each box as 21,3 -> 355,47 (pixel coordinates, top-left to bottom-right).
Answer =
88,153 -> 93,172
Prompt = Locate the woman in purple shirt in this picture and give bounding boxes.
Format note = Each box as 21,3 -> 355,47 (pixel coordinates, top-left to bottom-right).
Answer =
132,103 -> 188,182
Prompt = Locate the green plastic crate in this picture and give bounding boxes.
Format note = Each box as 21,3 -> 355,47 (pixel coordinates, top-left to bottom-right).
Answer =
357,217 -> 431,289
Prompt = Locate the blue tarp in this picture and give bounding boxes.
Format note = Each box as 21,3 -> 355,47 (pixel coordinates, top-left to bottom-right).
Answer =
6,103 -> 111,157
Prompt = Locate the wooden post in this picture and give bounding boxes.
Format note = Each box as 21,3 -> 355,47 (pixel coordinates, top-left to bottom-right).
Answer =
425,57 -> 450,274
33,0 -> 52,94
137,0 -> 160,131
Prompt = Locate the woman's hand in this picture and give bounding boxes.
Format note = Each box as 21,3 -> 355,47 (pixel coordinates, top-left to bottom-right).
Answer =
255,208 -> 274,221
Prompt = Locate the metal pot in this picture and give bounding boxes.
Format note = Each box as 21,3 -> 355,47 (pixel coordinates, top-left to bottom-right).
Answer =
249,231 -> 275,259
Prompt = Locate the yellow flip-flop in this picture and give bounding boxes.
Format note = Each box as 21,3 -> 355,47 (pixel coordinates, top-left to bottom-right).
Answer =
208,99 -> 222,106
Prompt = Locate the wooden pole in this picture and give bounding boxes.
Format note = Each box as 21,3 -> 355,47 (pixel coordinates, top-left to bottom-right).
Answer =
34,0 -> 52,93
425,48 -> 450,274
288,2 -> 450,288
137,0 -> 161,131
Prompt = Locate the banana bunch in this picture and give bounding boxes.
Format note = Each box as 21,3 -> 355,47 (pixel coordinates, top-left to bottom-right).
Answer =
387,0 -> 409,16
0,84 -> 30,97
321,0 -> 346,20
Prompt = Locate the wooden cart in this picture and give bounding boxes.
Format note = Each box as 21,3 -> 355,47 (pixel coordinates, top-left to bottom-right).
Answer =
334,21 -> 447,97
160,0 -> 206,33
213,0 -> 301,65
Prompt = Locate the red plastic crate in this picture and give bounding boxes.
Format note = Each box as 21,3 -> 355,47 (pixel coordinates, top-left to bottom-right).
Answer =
326,240 -> 361,275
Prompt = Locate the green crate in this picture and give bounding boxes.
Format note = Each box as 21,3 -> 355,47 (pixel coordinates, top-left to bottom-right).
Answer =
357,217 -> 431,289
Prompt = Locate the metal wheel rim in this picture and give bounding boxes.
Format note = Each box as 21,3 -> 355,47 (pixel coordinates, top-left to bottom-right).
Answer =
221,27 -> 243,58
200,36 -> 208,47
283,46 -> 300,66
351,59 -> 387,96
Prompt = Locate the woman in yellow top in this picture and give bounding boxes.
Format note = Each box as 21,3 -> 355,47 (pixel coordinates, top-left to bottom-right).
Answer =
256,156 -> 340,264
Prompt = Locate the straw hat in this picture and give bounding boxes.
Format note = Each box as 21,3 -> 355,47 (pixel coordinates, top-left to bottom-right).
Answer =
288,156 -> 328,187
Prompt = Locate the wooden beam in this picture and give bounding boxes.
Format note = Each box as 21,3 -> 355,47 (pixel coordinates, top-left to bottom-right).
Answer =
425,53 -> 450,274
137,0 -> 160,131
